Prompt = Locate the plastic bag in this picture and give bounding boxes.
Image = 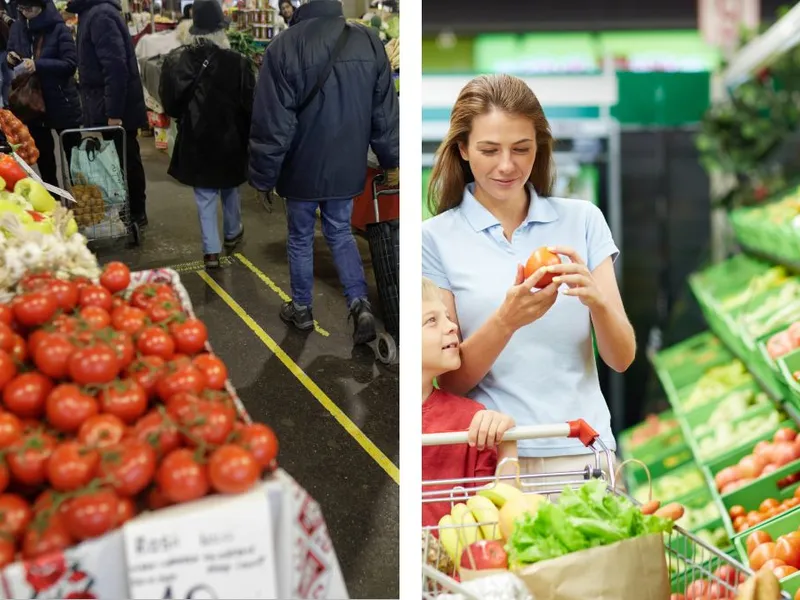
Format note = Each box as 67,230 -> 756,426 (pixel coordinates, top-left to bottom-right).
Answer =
69,137 -> 126,208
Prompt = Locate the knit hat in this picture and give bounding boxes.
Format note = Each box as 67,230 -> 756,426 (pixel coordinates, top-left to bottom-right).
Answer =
189,0 -> 227,36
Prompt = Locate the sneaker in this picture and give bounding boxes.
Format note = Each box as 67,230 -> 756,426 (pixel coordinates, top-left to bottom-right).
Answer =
280,301 -> 314,331
204,253 -> 221,269
349,298 -> 376,345
224,225 -> 244,250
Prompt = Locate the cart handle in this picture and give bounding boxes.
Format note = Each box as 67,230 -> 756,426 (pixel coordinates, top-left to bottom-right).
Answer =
421,419 -> 600,447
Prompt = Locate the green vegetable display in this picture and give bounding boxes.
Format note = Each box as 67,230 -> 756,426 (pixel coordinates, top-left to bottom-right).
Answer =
682,361 -> 753,410
506,480 -> 674,567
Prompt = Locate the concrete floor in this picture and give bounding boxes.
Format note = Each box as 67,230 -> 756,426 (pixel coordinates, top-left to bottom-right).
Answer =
92,141 -> 400,599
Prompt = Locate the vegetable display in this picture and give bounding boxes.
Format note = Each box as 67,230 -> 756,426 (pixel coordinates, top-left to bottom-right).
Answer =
714,427 -> 800,495
729,490 -> 800,534
0,112 -> 38,166
682,361 -> 753,411
744,528 -> 800,580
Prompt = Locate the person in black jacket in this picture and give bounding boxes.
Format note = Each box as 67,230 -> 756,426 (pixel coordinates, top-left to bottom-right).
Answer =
159,0 -> 255,269
249,0 -> 399,346
66,0 -> 149,227
7,0 -> 81,187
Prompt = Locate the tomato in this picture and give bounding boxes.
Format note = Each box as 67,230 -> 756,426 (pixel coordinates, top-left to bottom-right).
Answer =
99,379 -> 147,424
156,365 -> 206,401
68,344 -> 120,385
22,515 -> 73,559
777,536 -> 800,568
208,445 -> 259,494
33,333 -> 75,379
99,262 -> 131,293
156,448 -> 209,504
126,356 -> 165,398
132,410 -> 180,458
9,334 -> 26,363
750,542 -> 778,570
12,292 -> 58,327
237,423 -> 279,469
0,460 -> 9,494
522,247 -> 561,288
116,496 -> 136,526
19,272 -> 53,292
98,440 -> 156,497
46,384 -> 98,433
202,390 -> 237,421
192,354 -> 227,390
685,580 -> 710,600
137,327 -> 175,360
7,430 -> 56,486
0,305 -> 12,327
79,414 -> 126,448
747,530 -> 774,555
79,306 -> 111,331
108,331 -> 135,370
130,284 -> 175,310
0,323 -> 15,353
147,486 -> 173,510
169,319 -> 207,355
47,442 -> 99,492
168,397 -> 232,446
0,412 -> 21,448
64,489 -> 119,541
733,516 -> 747,531
729,505 -> 746,520
776,565 -> 799,579
45,279 -> 78,312
761,498 -> 781,512
110,306 -> 147,336
0,351 -> 16,392
761,558 -> 786,571
78,285 -> 112,312
3,372 -> 52,419
0,493 -> 32,537
0,536 -> 14,569
147,298 -> 183,324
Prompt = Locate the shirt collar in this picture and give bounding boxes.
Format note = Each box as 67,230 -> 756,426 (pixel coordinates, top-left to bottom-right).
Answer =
460,182 -> 559,232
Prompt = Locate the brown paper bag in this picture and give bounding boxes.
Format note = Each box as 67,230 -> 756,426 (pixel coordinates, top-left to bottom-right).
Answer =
513,533 -> 669,600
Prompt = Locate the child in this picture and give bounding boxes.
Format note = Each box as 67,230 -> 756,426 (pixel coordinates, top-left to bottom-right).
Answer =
422,277 -> 517,528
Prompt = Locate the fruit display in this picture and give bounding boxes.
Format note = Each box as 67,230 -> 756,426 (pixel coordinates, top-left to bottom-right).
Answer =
670,565 -> 747,600
678,498 -> 722,531
0,262 -> 279,567
766,322 -> 800,361
633,466 -> 706,504
696,409 -> 783,461
0,111 -> 38,165
728,490 -> 800,534
737,280 -> 800,340
691,388 -> 769,438
70,179 -> 106,228
695,525 -> 731,549
681,361 -> 753,411
743,527 -> 800,580
626,413 -> 680,449
0,176 -> 79,238
717,266 -> 791,313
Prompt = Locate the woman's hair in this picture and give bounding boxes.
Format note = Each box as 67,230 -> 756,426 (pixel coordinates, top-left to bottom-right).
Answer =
426,74 -> 555,217
422,277 -> 441,303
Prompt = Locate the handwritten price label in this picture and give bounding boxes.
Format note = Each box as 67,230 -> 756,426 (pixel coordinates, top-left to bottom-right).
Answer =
123,485 -> 278,599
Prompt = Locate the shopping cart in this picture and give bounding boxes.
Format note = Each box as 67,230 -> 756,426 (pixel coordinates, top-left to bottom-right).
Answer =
421,419 -> 776,600
57,126 -> 141,247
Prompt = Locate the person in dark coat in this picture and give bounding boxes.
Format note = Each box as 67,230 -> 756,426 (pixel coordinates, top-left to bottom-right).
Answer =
249,0 -> 399,346
159,0 -> 254,269
7,0 -> 81,187
65,0 -> 149,227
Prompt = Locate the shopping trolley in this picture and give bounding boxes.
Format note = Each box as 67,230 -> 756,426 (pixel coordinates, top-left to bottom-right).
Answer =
421,419 -> 774,599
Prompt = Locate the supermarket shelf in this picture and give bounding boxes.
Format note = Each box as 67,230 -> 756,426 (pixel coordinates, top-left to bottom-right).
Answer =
738,243 -> 800,275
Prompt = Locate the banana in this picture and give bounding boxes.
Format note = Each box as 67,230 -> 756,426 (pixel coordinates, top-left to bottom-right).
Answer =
438,514 -> 461,564
450,503 -> 482,548
478,482 -> 523,508
467,495 -> 502,540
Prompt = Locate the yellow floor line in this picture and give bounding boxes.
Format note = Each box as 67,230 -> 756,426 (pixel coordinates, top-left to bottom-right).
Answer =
234,253 -> 330,337
196,270 -> 400,485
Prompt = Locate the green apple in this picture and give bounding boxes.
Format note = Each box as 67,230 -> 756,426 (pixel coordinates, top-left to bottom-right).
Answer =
14,178 -> 56,213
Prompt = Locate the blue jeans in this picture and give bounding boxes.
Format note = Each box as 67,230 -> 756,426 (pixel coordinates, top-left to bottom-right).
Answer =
285,198 -> 368,307
193,187 -> 242,254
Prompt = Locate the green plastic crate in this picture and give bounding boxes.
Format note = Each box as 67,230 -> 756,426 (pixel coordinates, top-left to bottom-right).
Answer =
631,461 -> 707,506
624,443 -> 695,490
778,348 -> 800,400
682,382 -> 762,433
732,509 -> 800,594
757,325 -> 790,375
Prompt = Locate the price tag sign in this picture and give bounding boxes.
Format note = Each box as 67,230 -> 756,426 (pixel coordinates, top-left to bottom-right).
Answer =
123,485 -> 278,599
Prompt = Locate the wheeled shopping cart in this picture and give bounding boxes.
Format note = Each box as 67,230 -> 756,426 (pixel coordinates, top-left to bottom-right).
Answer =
421,420 -> 776,599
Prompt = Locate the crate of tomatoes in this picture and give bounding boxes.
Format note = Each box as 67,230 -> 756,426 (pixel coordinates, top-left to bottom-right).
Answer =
0,262 -> 281,598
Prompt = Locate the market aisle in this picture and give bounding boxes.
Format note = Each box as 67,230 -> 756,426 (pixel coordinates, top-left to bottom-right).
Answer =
93,142 -> 400,599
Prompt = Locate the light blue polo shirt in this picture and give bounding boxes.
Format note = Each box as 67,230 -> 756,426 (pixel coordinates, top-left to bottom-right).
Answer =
422,183 -> 620,457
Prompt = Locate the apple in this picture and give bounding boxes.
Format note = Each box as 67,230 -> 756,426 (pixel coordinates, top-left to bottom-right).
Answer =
459,540 -> 508,571
14,178 -> 56,213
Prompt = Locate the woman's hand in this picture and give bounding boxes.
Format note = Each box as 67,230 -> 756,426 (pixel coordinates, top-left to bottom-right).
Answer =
468,410 -> 515,451
496,265 -> 559,334
546,246 -> 605,308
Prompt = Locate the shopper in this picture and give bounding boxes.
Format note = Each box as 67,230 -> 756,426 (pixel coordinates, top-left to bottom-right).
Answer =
66,0 -> 149,228
6,0 -> 81,187
422,276 -> 516,528
159,0 -> 254,269
422,74 -> 635,477
277,0 -> 293,24
249,0 -> 399,345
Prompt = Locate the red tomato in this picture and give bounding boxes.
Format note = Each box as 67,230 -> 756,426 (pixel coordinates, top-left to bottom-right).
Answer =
0,460 -> 9,494
0,323 -> 15,353
170,319 -> 208,355
116,496 -> 136,526
45,279 -> 78,312
168,397 -> 232,446
137,327 -> 175,360
9,333 -> 26,363
99,262 -> 131,293
47,442 -> 99,492
156,448 -> 209,504
22,515 -> 72,559
64,489 -> 119,541
747,530 -> 774,556
78,285 -> 112,312
125,356 -> 165,398
0,412 -> 22,448
12,292 -> 57,327
750,542 -> 778,570
192,354 -> 227,389
131,410 -> 181,458
777,536 -> 800,568
108,331 -> 135,370
775,565 -> 798,579
0,305 -> 12,327
110,306 -> 147,336
27,329 -> 48,356
0,350 -> 16,392
51,314 -> 78,335
156,365 -> 206,401
46,384 -> 98,433
208,445 -> 259,494
99,379 -> 147,424
98,440 -> 156,497
18,272 -> 53,292
111,295 -> 126,310
707,582 -> 734,599
0,493 -> 32,537
7,429 -> 56,486
3,372 -> 52,419
79,306 -> 111,330
68,344 -> 120,385
78,414 -> 127,449
33,333 -> 75,379
130,284 -> 175,310
0,537 -> 14,569
147,485 -> 173,510
147,299 -> 183,324
522,247 -> 561,288
685,580 -> 710,600
237,423 -> 279,469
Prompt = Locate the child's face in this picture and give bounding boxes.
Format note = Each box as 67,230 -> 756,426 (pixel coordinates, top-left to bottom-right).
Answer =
422,297 -> 460,377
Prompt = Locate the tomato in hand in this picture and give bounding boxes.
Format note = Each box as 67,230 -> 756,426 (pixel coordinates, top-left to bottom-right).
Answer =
99,262 -> 131,293
156,365 -> 206,401
78,414 -> 126,449
46,384 -> 98,433
4,372 -> 53,419
523,247 -> 561,288
68,344 -> 120,385
0,493 -> 32,537
7,429 -> 56,486
132,410 -> 180,458
47,442 -> 99,491
22,515 -> 73,559
157,448 -> 209,504
110,306 -> 147,336
192,354 -> 227,390
137,326 -> 175,360
170,319 -> 207,355
126,356 -> 165,398
46,279 -> 78,312
0,412 -> 22,448
13,291 -> 58,327
79,306 -> 111,330
147,299 -> 183,324
78,285 -> 112,312
99,379 -> 147,424
208,445 -> 259,494
237,423 -> 279,469
98,440 -> 156,497
64,489 -> 120,541
33,333 -> 75,379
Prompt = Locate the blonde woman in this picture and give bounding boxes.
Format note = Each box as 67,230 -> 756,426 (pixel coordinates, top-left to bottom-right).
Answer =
421,74 -> 635,477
